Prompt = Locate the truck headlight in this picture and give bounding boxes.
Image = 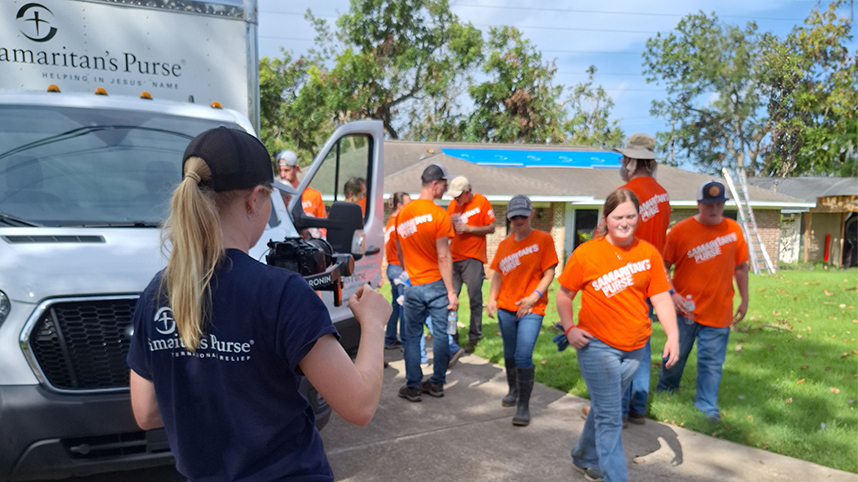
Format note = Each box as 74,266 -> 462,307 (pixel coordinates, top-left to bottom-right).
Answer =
0,291 -> 10,327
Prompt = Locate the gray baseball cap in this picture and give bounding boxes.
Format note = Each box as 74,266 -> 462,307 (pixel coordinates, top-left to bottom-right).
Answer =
276,150 -> 298,167
506,195 -> 533,219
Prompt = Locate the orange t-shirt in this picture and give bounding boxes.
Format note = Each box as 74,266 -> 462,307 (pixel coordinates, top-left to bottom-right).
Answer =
447,193 -> 496,263
301,187 -> 326,219
357,197 -> 367,217
490,230 -> 559,316
621,176 -> 670,252
396,199 -> 455,285
663,217 -> 748,328
557,237 -> 671,351
384,214 -> 400,266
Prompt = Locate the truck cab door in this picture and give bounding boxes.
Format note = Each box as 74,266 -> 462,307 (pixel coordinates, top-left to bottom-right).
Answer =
287,120 -> 385,324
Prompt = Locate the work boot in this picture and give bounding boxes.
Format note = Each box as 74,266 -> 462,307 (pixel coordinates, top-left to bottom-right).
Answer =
502,358 -> 518,407
512,366 -> 534,426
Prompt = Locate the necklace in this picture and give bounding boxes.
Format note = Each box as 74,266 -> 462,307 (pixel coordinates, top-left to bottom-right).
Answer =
606,236 -> 632,262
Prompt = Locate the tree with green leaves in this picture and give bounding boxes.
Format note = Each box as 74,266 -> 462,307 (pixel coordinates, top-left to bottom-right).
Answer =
464,26 -> 567,143
563,66 -> 625,149
258,51 -> 337,165
761,1 -> 857,177
644,2 -> 856,177
318,0 -> 483,139
643,12 -> 770,175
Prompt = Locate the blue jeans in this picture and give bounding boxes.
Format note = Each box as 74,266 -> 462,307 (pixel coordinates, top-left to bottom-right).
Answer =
403,280 -> 450,387
572,338 -> 643,482
497,309 -> 543,368
657,315 -> 730,417
385,264 -> 407,346
622,304 -> 655,418
622,339 -> 651,418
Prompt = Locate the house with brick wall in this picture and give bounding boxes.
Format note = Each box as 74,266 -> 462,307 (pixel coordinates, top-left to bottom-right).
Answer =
380,141 -> 814,274
748,177 -> 858,268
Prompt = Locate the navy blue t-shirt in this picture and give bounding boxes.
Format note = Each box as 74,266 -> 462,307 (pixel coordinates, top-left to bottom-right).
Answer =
127,249 -> 339,482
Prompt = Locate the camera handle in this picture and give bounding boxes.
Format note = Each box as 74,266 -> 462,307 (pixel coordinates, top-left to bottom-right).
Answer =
303,255 -> 355,307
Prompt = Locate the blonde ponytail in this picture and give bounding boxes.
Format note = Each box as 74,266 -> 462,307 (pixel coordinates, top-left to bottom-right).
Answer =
161,157 -> 224,351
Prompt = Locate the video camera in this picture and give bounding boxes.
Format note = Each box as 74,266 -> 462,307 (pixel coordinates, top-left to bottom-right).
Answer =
266,200 -> 366,307
266,237 -> 355,307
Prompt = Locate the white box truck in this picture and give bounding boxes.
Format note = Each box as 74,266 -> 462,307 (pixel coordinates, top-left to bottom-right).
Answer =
0,1 -> 386,479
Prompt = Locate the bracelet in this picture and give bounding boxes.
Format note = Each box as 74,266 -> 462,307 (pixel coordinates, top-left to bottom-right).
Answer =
564,324 -> 575,336
669,288 -> 675,295
533,289 -> 543,298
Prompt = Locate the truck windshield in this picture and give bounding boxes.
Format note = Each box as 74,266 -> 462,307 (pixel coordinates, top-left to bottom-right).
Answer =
0,106 -> 244,227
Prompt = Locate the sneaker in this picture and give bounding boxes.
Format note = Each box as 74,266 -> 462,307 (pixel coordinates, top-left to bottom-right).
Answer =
706,413 -> 722,423
448,348 -> 465,369
398,385 -> 422,402
420,380 -> 444,398
628,412 -> 646,425
384,341 -> 402,350
573,463 -> 603,482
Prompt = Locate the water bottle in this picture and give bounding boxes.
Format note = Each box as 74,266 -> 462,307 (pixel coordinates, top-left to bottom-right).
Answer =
684,295 -> 696,324
447,310 -> 458,335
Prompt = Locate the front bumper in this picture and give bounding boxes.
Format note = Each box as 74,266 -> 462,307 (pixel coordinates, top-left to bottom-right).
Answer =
0,385 -> 174,481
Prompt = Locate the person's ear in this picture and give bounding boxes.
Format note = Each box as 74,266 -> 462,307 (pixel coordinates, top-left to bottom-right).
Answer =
247,186 -> 267,215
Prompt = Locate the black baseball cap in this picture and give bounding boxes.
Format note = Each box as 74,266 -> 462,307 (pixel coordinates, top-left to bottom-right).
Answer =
421,163 -> 454,184
183,127 -> 274,192
697,180 -> 728,204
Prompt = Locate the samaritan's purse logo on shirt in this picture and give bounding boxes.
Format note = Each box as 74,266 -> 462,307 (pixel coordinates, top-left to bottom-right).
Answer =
591,260 -> 651,298
687,233 -> 738,263
498,243 -> 539,275
397,213 -> 433,239
148,307 -> 255,362
639,193 -> 669,222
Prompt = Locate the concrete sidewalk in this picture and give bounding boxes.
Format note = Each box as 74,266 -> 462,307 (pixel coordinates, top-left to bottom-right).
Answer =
321,351 -> 857,482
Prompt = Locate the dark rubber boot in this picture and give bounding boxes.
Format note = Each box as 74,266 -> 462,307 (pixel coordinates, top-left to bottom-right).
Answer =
512,367 -> 534,426
502,359 -> 517,407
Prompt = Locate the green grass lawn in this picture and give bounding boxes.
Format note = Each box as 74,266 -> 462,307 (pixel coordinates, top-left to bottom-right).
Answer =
384,267 -> 858,472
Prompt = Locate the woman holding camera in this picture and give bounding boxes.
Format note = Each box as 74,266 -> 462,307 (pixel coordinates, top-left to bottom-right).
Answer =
556,188 -> 679,482
127,127 -> 390,481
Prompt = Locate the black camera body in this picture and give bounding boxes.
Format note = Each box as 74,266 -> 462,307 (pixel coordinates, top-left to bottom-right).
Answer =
266,237 -> 355,306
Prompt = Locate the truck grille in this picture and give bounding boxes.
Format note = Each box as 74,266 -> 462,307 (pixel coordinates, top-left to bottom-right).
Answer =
28,298 -> 137,391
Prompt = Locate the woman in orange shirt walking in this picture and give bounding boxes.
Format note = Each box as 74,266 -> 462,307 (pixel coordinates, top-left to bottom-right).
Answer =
556,188 -> 679,482
487,196 -> 559,427
384,192 -> 411,348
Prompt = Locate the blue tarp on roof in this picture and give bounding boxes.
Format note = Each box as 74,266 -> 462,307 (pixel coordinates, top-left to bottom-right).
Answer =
441,148 -> 622,168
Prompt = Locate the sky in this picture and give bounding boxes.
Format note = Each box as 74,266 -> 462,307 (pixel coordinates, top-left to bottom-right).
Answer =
255,0 -> 855,170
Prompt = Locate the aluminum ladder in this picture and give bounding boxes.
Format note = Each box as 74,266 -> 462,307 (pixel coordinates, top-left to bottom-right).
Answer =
722,168 -> 777,274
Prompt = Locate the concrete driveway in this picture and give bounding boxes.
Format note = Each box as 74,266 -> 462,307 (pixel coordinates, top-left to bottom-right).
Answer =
44,349 -> 856,481
322,349 -> 857,482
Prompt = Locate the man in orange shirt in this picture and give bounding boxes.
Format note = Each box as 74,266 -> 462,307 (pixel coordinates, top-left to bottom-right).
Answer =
276,150 -> 326,220
395,164 -> 458,402
657,180 -> 750,423
446,176 -> 496,354
614,133 -> 671,425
